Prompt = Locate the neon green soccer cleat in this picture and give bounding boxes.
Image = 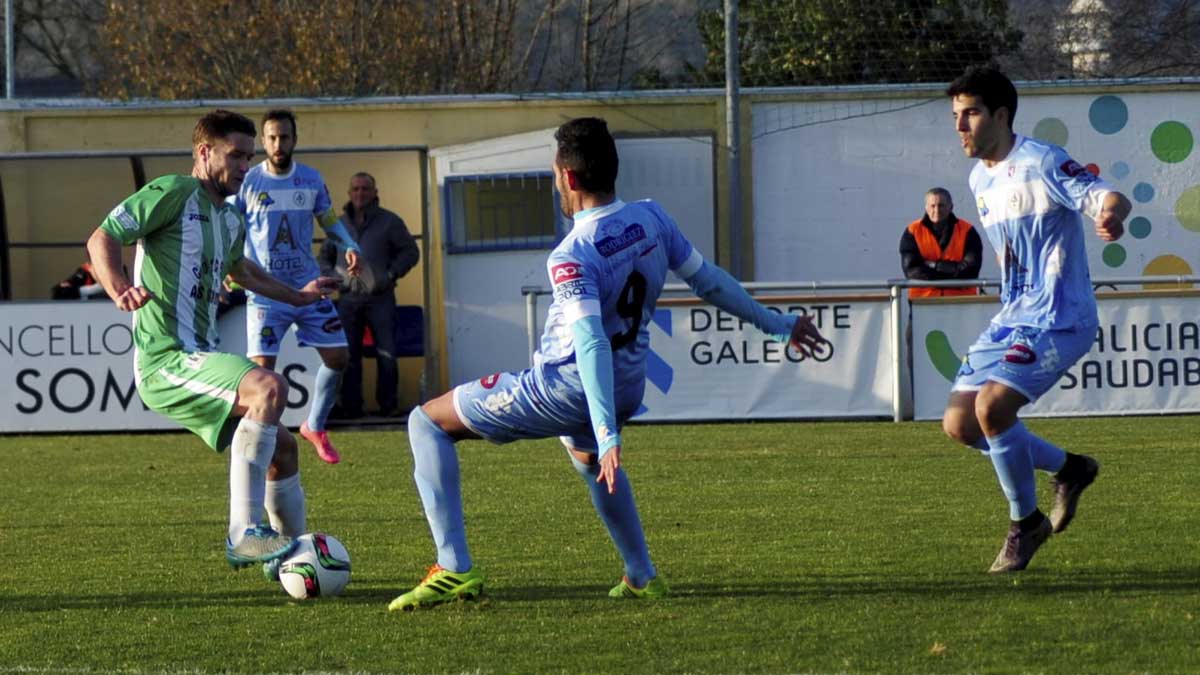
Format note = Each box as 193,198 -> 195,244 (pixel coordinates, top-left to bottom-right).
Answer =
387,565 -> 484,611
609,575 -> 669,599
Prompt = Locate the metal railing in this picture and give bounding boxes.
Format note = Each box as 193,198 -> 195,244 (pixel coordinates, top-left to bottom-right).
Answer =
522,275 -> 1200,422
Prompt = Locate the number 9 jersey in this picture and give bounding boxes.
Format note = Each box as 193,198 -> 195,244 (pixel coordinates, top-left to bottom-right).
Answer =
540,199 -> 699,405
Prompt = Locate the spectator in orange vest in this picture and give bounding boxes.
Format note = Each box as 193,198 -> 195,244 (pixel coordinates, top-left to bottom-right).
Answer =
899,187 -> 983,297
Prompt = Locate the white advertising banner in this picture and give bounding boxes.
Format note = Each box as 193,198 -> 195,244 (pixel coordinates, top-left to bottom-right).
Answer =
912,293 -> 1200,420
0,302 -> 322,434
634,296 -> 892,421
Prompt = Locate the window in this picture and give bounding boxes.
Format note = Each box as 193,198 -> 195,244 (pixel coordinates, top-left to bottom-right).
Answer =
443,172 -> 561,253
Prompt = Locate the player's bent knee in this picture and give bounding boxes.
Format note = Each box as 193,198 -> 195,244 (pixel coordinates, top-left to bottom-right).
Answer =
415,391 -> 478,440
942,408 -> 968,442
408,405 -> 447,439
564,446 -> 598,475
252,369 -> 288,413
566,445 -> 596,467
974,389 -> 1017,434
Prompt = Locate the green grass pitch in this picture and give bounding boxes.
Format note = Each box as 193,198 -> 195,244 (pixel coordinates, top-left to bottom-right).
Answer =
1,417 -> 1198,673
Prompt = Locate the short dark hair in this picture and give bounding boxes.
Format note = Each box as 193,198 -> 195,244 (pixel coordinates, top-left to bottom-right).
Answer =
262,108 -> 297,135
925,187 -> 952,204
192,109 -> 256,148
945,66 -> 1018,129
554,117 -> 618,194
350,171 -> 376,189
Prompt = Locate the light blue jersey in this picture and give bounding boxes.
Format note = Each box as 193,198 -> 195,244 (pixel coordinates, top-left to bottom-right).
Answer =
453,196 -> 793,451
969,135 -> 1113,330
539,199 -> 698,407
452,199 -> 700,449
234,161 -> 333,304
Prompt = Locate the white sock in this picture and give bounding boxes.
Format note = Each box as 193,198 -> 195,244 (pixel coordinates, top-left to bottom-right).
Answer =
228,419 -> 276,543
265,472 -> 307,537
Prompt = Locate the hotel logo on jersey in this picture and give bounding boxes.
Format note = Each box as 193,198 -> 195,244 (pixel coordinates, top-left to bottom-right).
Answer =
596,223 -> 646,257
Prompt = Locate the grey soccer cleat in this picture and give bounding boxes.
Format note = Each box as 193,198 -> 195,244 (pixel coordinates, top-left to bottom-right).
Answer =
225,525 -> 296,569
1050,454 -> 1099,534
988,517 -> 1052,573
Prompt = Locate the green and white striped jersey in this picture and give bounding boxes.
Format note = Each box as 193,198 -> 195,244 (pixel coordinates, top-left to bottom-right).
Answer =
100,175 -> 246,365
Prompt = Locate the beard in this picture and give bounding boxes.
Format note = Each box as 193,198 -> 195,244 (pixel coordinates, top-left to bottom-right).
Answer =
268,152 -> 292,172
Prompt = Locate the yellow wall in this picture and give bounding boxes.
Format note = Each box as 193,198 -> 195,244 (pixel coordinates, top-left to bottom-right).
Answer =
0,95 -> 727,400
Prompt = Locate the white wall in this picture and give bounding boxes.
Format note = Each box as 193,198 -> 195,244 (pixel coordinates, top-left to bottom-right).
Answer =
435,130 -> 715,385
752,91 -> 1200,285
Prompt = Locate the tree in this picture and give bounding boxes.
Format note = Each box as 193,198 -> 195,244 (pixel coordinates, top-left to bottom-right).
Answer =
97,1 -> 438,99
558,0 -> 672,90
93,0 -> 701,99
695,0 -> 1023,87
426,0 -> 706,93
0,0 -> 104,94
1059,0 -> 1200,79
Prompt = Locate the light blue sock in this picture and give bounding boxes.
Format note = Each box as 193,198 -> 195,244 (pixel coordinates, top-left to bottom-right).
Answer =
1007,421 -> 1067,473
568,451 -> 656,588
306,365 -> 342,432
986,423 -> 1038,520
408,407 -> 471,573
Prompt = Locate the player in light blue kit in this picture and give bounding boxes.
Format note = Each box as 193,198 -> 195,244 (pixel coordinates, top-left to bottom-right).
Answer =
941,67 -> 1130,573
388,117 -> 828,611
235,109 -> 360,465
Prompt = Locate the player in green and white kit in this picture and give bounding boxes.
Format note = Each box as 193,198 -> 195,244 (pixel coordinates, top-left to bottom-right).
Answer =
86,110 -> 339,572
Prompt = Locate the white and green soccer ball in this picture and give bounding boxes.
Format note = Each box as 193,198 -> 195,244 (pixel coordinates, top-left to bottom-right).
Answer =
279,533 -> 351,600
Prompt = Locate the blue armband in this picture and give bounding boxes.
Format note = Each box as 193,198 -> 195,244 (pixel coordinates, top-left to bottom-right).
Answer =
570,315 -> 621,457
322,219 -> 360,253
682,260 -> 795,341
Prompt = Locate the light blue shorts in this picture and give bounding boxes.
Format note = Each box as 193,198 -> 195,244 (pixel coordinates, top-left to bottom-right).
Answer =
246,299 -> 347,357
452,368 -> 637,452
952,322 -> 1095,402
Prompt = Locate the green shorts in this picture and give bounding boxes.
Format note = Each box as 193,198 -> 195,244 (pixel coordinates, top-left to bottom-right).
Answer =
137,350 -> 257,451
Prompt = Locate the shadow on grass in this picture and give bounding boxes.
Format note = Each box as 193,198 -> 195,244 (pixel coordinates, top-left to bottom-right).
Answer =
6,568 -> 1198,612
0,585 -> 410,612
492,567 -> 1200,602
674,567 -> 1200,599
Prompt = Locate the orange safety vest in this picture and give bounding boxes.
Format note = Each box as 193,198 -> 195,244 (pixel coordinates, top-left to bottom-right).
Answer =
907,218 -> 979,298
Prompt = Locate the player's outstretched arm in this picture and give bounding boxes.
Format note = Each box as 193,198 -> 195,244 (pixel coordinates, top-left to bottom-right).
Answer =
318,212 -> 361,275
228,257 -> 339,306
680,257 -> 829,357
1094,191 -> 1130,242
86,228 -> 152,311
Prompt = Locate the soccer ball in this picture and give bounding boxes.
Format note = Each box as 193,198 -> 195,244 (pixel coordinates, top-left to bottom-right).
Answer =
278,532 -> 351,600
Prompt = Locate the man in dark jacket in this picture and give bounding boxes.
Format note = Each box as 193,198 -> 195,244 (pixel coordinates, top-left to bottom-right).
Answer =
319,172 -> 420,417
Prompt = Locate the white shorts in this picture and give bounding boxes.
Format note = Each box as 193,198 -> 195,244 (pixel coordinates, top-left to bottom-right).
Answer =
246,299 -> 347,357
452,368 -> 640,452
952,322 -> 1095,402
